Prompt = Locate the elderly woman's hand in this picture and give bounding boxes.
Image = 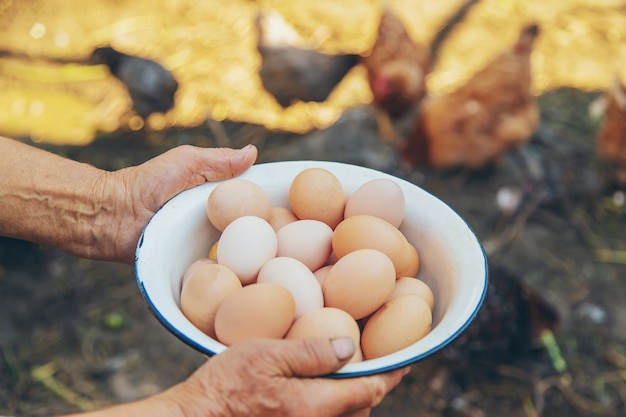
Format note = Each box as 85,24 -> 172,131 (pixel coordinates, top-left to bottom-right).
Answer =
1,137 -> 410,417
0,137 -> 257,262
174,337 -> 409,417
102,144 -> 257,263
75,337 -> 409,417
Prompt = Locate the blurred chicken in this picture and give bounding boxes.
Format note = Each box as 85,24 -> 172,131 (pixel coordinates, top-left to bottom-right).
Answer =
594,77 -> 626,169
444,262 -> 560,365
430,262 -> 561,416
361,7 -> 431,140
89,46 -> 179,120
401,24 -> 540,170
362,1 -> 479,141
255,11 -> 359,108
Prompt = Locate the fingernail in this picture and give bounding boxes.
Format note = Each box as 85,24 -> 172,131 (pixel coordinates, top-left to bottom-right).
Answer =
234,144 -> 256,167
331,337 -> 355,361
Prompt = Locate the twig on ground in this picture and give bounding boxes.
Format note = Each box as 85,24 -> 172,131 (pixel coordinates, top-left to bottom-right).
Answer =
551,374 -> 618,416
540,329 -> 567,373
497,364 -> 625,417
595,249 -> 626,264
522,394 -> 539,417
0,343 -> 27,394
31,361 -> 96,412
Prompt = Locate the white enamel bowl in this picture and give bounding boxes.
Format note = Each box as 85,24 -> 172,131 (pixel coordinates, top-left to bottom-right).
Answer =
135,161 -> 488,378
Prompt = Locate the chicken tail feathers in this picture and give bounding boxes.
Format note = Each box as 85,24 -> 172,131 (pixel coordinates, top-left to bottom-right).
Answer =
429,0 -> 481,67
514,23 -> 540,55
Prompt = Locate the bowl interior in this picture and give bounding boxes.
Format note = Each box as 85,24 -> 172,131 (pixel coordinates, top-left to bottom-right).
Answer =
135,160 -> 488,377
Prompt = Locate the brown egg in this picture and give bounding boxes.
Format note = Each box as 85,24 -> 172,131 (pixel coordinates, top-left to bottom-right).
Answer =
180,264 -> 242,338
206,179 -> 272,232
395,241 -> 420,278
361,295 -> 432,360
276,220 -> 333,272
181,257 -> 216,288
257,257 -> 324,319
289,168 -> 346,229
322,249 -> 396,320
313,265 -> 333,287
285,307 -> 362,363
268,206 -> 298,231
326,251 -> 338,265
332,215 -> 410,278
214,282 -> 295,346
344,178 -> 406,228
388,277 -> 435,311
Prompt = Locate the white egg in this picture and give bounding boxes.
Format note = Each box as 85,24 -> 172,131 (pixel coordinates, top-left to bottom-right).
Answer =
257,257 -> 324,318
276,220 -> 333,271
217,216 -> 277,285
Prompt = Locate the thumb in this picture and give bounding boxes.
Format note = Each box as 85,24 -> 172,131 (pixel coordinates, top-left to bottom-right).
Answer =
195,144 -> 258,182
276,337 -> 356,378
226,144 -> 258,178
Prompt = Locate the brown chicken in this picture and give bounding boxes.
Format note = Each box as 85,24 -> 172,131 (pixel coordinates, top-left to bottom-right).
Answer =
363,7 -> 431,117
361,7 -> 431,140
362,1 -> 479,141
595,77 -> 626,167
400,24 -> 540,170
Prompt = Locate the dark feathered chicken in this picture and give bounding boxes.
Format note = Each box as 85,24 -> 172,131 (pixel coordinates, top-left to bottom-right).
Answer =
90,46 -> 179,119
255,12 -> 359,108
443,262 -> 560,364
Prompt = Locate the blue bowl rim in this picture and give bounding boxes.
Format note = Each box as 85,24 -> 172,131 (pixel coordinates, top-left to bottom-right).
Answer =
134,160 -> 489,378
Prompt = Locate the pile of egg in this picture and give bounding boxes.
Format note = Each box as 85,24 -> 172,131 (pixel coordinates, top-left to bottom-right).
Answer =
179,167 -> 435,362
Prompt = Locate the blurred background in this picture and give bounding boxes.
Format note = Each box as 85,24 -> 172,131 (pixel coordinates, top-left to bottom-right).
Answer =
1,0 -> 626,416
1,0 -> 625,144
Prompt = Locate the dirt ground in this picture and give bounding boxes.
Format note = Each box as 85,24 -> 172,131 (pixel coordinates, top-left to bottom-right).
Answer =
1,88 -> 626,417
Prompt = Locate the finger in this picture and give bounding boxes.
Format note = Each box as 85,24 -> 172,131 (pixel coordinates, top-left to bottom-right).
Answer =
273,337 -> 357,378
340,409 -> 371,417
146,144 -> 257,188
308,366 -> 409,416
193,144 -> 258,181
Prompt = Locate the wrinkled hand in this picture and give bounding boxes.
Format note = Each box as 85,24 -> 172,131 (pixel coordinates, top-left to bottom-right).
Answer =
164,337 -> 409,417
106,145 -> 409,416
104,144 -> 257,263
